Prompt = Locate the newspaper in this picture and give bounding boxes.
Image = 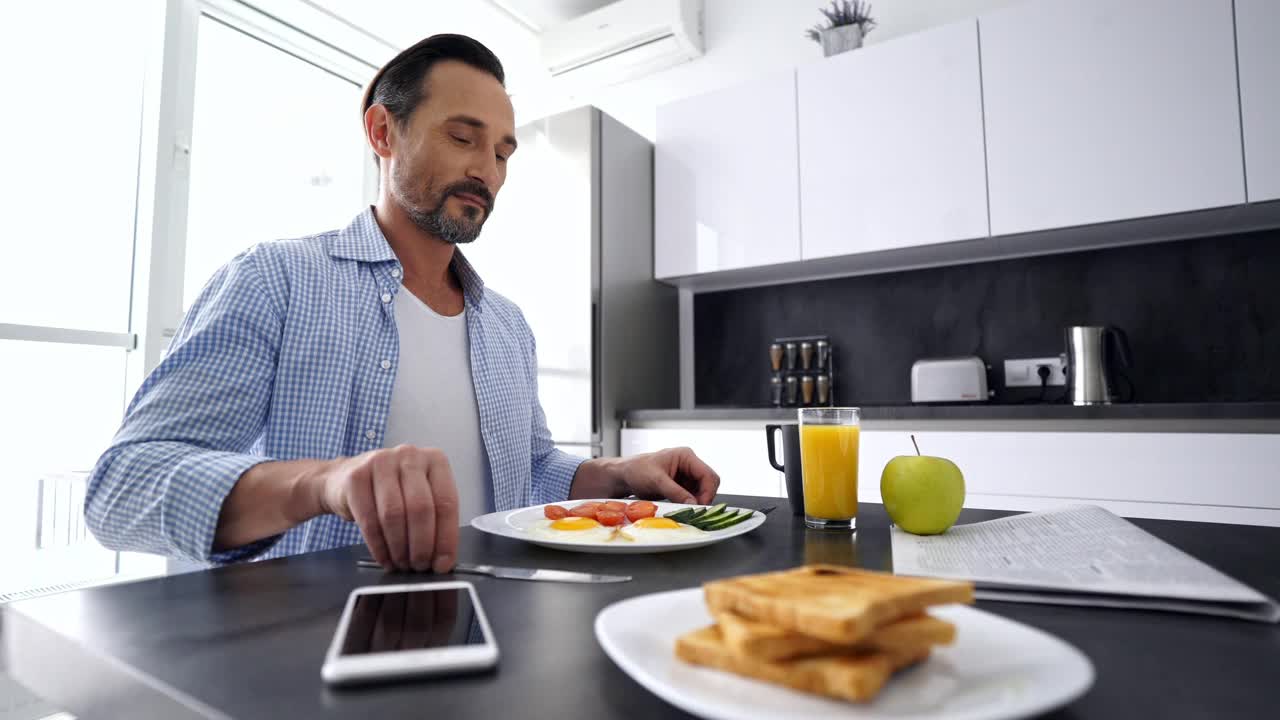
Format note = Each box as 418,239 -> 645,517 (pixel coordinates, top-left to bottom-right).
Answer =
890,505 -> 1280,623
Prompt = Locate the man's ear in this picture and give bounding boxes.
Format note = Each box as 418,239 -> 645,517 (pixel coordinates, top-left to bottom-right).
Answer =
364,104 -> 395,162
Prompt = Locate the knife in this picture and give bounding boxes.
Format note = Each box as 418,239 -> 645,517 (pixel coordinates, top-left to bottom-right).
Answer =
356,559 -> 631,584
455,563 -> 631,584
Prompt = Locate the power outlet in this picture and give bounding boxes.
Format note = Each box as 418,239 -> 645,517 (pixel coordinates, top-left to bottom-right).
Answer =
1004,357 -> 1067,387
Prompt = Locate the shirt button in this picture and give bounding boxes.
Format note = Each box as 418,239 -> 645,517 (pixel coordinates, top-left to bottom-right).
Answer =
380,292 -> 392,303
391,268 -> 402,278
379,359 -> 391,370
365,429 -> 377,441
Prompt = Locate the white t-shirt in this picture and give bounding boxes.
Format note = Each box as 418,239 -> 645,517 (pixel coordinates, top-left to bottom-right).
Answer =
383,288 -> 490,524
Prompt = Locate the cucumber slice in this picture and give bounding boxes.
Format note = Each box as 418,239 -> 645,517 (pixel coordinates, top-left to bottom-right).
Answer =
691,506 -> 737,529
670,502 -> 730,528
692,511 -> 731,527
680,502 -> 721,525
703,510 -> 753,531
693,502 -> 727,521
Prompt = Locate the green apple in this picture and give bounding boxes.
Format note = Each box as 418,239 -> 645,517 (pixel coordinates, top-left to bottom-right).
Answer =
880,454 -> 965,535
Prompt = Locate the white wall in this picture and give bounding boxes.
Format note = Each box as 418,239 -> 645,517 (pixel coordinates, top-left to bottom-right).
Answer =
317,0 -> 1020,140
523,0 -> 1020,138
310,0 -> 546,92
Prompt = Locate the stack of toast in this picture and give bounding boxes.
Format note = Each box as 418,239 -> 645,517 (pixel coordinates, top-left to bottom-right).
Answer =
675,565 -> 975,702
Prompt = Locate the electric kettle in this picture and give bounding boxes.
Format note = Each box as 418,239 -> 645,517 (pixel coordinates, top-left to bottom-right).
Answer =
1064,326 -> 1133,405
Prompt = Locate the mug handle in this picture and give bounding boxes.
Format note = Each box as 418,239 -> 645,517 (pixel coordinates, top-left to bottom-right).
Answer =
765,424 -> 786,472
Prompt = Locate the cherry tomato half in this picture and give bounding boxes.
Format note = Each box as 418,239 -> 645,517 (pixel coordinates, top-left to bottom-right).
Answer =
625,500 -> 658,522
570,502 -> 603,519
597,510 -> 626,526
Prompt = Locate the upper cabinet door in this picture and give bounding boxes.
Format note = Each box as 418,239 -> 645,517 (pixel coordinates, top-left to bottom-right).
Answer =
655,71 -> 801,279
798,20 -> 989,260
1236,0 -> 1280,202
980,0 -> 1245,236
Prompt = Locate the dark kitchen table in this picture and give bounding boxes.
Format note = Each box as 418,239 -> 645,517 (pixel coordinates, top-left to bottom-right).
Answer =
3,497 -> 1278,719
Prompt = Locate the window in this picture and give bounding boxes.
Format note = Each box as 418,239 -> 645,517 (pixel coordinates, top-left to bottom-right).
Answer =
0,0 -> 383,598
0,1 -> 157,596
183,14 -> 368,309
0,4 -> 148,333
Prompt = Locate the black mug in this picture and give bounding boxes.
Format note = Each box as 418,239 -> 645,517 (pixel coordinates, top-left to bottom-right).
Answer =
766,423 -> 804,516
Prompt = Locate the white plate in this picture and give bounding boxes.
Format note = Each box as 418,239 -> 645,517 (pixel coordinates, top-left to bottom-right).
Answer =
469,500 -> 767,554
595,588 -> 1094,720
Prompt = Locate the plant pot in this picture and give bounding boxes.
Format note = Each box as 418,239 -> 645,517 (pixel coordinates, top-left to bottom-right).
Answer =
820,24 -> 864,57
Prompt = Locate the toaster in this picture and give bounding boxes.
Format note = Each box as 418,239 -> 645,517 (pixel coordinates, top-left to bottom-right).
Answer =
911,356 -> 991,403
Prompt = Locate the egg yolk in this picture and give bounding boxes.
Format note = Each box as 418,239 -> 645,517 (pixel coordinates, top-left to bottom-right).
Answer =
631,517 -> 681,530
550,517 -> 602,531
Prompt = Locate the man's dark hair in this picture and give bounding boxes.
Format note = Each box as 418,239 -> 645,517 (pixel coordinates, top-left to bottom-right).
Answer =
362,33 -> 505,136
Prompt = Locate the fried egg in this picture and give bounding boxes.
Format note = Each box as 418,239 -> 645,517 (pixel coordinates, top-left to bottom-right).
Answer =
528,517 -> 618,543
616,517 -> 707,544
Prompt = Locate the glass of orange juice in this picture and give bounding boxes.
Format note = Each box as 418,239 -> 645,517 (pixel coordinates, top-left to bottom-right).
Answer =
799,407 -> 860,530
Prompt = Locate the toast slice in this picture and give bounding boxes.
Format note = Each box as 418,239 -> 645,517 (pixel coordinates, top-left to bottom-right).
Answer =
675,624 -> 930,703
714,609 -> 956,662
703,565 -> 973,644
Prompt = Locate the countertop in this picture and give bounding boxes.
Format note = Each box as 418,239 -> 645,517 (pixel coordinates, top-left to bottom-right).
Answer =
5,498 -> 1279,719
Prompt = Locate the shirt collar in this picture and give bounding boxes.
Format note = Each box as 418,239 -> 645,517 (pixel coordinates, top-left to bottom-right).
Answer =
329,207 -> 397,263
449,248 -> 487,309
330,207 -> 487,308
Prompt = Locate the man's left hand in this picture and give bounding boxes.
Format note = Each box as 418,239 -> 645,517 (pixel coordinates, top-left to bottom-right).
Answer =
572,447 -> 720,505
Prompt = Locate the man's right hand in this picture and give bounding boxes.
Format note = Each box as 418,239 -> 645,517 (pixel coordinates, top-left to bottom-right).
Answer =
313,444 -> 459,573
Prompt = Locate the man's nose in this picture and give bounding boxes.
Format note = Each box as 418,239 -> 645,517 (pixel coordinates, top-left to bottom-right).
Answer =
467,155 -> 499,196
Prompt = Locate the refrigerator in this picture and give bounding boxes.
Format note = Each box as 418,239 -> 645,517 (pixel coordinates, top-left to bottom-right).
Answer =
462,106 -> 678,458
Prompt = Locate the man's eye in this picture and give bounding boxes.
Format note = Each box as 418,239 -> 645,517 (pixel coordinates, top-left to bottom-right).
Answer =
496,154 -> 508,163
450,135 -> 471,145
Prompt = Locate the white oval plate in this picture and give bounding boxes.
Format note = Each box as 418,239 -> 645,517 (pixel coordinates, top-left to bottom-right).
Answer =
595,588 -> 1094,720
470,500 -> 768,554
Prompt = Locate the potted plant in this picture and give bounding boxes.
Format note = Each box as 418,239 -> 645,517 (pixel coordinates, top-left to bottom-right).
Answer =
806,1 -> 877,57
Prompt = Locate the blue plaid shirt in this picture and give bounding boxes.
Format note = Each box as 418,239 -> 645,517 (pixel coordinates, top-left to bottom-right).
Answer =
86,208 -> 586,564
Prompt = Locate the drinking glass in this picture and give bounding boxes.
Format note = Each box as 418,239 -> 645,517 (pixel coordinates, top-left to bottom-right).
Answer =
799,407 -> 860,530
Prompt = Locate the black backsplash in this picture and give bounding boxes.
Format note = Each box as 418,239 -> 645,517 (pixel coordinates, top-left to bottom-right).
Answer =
694,230 -> 1280,407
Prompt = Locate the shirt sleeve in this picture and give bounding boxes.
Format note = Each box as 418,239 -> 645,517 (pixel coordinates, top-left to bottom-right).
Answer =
522,323 -> 587,505
85,245 -> 285,564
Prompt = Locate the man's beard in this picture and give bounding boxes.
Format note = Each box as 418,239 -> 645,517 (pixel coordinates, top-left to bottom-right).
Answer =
395,171 -> 494,245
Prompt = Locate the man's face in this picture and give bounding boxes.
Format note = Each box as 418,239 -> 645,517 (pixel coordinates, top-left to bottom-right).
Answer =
384,60 -> 517,245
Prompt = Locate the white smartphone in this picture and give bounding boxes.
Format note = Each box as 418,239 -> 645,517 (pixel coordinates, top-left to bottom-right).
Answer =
321,581 -> 499,686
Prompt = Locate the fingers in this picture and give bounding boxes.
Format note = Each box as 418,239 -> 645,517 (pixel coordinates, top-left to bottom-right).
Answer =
347,463 -> 391,568
648,463 -> 697,504
372,452 -> 409,569
342,446 -> 457,573
425,451 -> 460,573
677,448 -> 721,505
398,450 -> 436,573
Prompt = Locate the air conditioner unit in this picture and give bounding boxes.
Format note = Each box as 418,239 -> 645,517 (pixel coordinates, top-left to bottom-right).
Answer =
539,0 -> 704,90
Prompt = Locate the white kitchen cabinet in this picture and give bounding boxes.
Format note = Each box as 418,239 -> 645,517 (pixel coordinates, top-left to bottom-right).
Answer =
980,0 -> 1245,236
798,20 -> 989,259
620,425 -> 1280,526
654,70 -> 801,278
1236,0 -> 1280,202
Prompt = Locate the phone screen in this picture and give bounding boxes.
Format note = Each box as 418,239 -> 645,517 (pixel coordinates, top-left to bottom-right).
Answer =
339,587 -> 486,656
